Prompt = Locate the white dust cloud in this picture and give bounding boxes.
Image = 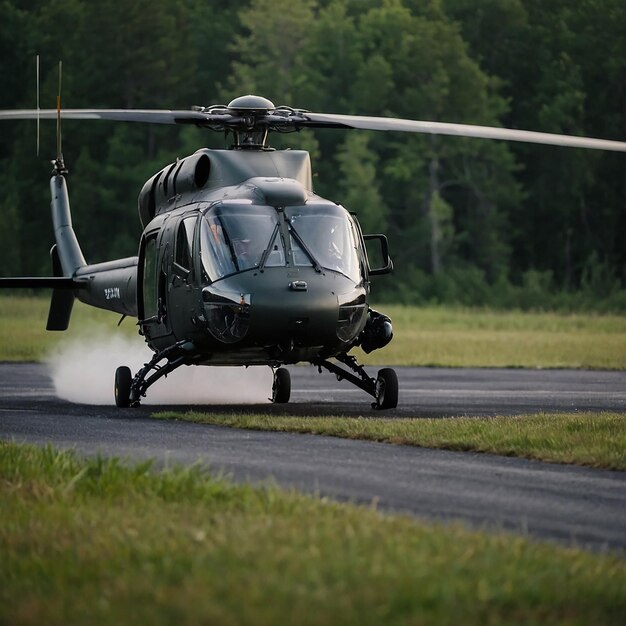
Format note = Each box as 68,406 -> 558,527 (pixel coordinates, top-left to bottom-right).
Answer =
46,328 -> 272,405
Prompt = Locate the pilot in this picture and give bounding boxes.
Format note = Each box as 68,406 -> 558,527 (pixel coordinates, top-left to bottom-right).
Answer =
325,225 -> 344,270
232,238 -> 252,269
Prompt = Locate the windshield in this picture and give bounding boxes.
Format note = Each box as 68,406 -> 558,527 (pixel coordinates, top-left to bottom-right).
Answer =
287,206 -> 362,282
200,204 -> 284,281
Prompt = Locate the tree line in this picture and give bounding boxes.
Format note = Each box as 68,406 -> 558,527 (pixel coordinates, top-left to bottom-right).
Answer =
1,0 -> 624,310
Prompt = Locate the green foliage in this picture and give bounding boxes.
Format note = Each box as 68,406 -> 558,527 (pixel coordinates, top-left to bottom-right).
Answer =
0,0 -> 623,307
0,186 -> 22,274
381,265 -> 626,312
226,0 -> 317,101
337,133 -> 388,232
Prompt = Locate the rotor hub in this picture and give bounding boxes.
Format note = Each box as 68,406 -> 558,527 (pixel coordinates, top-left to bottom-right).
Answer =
227,95 -> 275,114
222,95 -> 276,149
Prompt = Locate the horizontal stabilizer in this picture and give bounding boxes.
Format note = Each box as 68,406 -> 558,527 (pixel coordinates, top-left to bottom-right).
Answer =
0,277 -> 83,289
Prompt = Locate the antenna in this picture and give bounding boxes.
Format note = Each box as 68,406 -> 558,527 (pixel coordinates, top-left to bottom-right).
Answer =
56,60 -> 62,160
53,60 -> 67,174
36,55 -> 40,157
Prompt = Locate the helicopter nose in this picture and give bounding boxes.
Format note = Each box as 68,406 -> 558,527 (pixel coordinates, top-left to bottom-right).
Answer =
249,277 -> 339,344
203,268 -> 365,348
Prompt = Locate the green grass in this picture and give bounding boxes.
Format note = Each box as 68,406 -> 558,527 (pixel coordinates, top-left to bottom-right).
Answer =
357,305 -> 626,369
0,294 -> 137,361
1,441 -> 625,626
2,295 -> 625,368
154,411 -> 626,470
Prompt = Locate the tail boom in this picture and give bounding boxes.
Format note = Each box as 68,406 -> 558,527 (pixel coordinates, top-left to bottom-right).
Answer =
0,172 -> 138,329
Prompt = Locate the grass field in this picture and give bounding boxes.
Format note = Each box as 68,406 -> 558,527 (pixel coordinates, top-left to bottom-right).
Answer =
154,410 -> 626,470
357,305 -> 626,369
2,294 -> 624,469
0,295 -> 136,361
1,295 -> 625,368
2,441 -> 624,626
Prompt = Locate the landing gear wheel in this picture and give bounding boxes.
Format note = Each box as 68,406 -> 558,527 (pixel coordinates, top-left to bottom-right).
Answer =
114,366 -> 132,408
272,367 -> 291,404
374,368 -> 398,410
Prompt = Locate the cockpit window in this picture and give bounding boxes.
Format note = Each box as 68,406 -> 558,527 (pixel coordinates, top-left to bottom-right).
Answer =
200,204 -> 283,281
286,206 -> 362,283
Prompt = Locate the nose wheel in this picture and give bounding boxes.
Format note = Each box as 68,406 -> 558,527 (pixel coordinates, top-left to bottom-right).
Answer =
272,367 -> 291,403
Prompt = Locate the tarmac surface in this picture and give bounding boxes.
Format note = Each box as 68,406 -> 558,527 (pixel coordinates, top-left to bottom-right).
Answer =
1,362 -> 625,551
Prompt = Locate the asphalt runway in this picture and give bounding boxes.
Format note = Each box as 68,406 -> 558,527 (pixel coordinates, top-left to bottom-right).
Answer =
1,362 -> 625,551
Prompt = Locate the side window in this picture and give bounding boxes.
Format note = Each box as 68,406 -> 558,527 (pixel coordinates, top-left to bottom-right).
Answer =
349,215 -> 368,281
143,235 -> 159,319
174,217 -> 195,273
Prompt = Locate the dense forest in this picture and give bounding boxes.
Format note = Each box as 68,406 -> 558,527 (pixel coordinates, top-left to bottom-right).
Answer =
1,0 -> 624,310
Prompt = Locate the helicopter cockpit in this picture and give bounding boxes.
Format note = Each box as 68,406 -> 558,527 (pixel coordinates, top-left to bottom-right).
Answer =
199,202 -> 363,283
286,206 -> 362,283
200,203 -> 282,279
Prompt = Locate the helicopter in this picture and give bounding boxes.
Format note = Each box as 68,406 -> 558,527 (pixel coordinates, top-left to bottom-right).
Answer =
1,93 -> 625,409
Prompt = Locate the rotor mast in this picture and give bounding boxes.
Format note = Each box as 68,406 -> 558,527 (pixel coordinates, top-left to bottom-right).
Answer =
193,95 -> 310,150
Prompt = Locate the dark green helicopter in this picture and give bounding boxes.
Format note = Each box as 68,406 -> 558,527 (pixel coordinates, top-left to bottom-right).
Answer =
1,94 -> 625,408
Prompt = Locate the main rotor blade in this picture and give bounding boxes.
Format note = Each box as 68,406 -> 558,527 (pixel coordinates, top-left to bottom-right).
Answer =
3,107 -> 625,152
0,109 -> 211,124
303,113 -> 626,152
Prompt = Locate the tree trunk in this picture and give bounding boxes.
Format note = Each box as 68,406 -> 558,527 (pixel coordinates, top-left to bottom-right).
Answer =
428,140 -> 442,275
